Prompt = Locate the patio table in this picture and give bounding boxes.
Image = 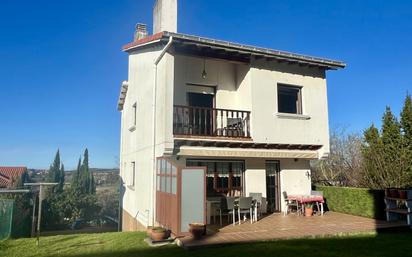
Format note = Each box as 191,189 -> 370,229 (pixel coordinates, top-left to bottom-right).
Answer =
287,195 -> 324,215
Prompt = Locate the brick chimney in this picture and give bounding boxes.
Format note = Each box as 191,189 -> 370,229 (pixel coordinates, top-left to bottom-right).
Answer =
134,23 -> 148,41
153,0 -> 177,33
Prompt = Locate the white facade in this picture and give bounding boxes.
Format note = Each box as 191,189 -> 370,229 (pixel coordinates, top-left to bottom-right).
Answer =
118,0 -> 343,231
119,47 -> 339,229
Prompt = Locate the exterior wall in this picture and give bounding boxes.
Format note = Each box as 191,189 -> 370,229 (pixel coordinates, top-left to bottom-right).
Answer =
173,55 -> 251,111
120,45 -> 174,230
244,158 -> 266,197
249,59 -> 330,156
122,208 -> 147,232
121,49 -> 330,229
279,159 -> 311,212
173,55 -> 330,157
244,158 -> 311,213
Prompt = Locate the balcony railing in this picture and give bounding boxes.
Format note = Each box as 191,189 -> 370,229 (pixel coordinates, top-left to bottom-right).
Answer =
173,105 -> 251,138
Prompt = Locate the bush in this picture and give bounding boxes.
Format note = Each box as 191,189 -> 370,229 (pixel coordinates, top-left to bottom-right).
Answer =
315,186 -> 386,220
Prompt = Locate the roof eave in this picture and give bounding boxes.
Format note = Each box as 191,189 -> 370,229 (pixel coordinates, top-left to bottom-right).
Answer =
121,31 -> 346,70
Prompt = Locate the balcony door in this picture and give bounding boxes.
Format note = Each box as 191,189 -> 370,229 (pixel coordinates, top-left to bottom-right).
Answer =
187,92 -> 214,136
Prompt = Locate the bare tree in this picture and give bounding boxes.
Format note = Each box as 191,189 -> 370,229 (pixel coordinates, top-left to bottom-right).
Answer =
312,127 -> 363,187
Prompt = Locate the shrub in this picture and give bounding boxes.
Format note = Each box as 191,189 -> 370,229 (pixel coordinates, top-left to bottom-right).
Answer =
315,186 -> 386,220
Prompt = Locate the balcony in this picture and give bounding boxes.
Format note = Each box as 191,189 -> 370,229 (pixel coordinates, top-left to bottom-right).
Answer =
173,105 -> 251,139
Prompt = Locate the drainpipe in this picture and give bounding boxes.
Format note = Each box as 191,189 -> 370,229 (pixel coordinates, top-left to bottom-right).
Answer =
151,36 -> 173,226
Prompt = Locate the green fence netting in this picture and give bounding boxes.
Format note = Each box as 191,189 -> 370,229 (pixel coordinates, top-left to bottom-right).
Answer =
0,199 -> 14,240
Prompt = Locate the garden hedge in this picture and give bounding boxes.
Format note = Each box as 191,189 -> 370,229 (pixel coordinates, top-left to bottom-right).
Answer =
315,186 -> 386,220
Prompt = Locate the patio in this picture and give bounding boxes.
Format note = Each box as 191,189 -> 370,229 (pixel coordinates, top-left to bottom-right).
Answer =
177,211 -> 408,249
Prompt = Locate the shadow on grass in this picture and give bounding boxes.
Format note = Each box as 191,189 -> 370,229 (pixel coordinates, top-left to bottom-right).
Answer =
59,231 -> 412,257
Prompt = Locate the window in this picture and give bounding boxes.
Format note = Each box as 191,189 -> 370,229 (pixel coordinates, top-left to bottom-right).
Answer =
278,84 -> 302,114
156,158 -> 178,195
129,162 -> 136,188
132,102 -> 137,126
186,160 -> 245,197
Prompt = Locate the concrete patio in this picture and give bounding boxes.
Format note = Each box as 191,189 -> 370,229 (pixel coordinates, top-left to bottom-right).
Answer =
177,212 -> 408,249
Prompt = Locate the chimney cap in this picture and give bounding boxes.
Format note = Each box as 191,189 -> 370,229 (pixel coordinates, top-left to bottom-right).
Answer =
134,23 -> 148,41
136,23 -> 147,29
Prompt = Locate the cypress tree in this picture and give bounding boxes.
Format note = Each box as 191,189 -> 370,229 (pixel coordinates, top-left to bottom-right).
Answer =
47,149 -> 61,183
362,102 -> 412,188
401,93 -> 412,146
381,107 -> 402,150
400,93 -> 412,182
79,148 -> 92,194
59,163 -> 65,192
72,157 -> 82,189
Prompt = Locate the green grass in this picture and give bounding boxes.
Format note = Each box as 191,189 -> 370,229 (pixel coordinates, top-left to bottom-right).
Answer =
1,231 -> 412,257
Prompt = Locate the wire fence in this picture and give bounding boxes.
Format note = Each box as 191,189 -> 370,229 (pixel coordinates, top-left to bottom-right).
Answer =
0,199 -> 14,240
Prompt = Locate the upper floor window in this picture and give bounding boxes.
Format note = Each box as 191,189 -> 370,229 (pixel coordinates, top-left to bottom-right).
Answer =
132,102 -> 137,126
129,161 -> 136,188
278,84 -> 302,114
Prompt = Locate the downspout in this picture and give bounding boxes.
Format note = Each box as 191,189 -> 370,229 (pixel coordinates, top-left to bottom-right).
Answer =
151,36 -> 173,226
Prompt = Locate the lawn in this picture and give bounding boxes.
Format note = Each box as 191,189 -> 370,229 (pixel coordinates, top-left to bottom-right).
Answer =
1,231 -> 412,257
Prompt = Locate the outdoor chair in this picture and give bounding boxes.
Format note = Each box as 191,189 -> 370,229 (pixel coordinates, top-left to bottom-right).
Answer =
311,190 -> 324,215
218,197 -> 237,226
283,191 -> 300,216
237,197 -> 253,224
249,192 -> 263,222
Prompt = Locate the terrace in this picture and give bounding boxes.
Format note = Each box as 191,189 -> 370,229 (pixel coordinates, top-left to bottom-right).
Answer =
177,212 -> 407,249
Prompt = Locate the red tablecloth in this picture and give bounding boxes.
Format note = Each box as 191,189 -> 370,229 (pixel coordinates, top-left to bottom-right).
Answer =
287,194 -> 325,204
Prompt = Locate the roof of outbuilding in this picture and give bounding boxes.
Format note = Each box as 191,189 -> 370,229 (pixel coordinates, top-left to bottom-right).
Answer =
0,166 -> 27,188
122,31 -> 346,70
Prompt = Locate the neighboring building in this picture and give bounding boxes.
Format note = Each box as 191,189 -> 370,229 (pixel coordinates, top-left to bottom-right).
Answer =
118,0 -> 345,234
0,167 -> 27,188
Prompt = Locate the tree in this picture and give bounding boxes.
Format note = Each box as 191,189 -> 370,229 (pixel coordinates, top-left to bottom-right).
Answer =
312,127 -> 363,187
46,149 -> 65,193
362,102 -> 412,189
401,93 -> 412,145
73,149 -> 95,195
61,148 -> 99,222
400,93 -> 412,181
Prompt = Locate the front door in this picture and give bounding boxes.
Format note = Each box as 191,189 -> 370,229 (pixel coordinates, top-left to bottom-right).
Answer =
187,93 -> 214,135
266,161 -> 281,213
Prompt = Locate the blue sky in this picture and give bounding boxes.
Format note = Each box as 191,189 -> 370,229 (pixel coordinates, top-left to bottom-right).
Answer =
0,0 -> 411,169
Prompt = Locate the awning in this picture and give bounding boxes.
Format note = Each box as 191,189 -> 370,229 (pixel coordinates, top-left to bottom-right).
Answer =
177,146 -> 318,159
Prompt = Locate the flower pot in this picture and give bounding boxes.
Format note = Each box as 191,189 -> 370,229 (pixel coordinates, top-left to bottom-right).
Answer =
150,228 -> 167,241
189,223 -> 206,240
389,188 -> 399,198
305,207 -> 313,217
146,226 -> 153,237
399,190 -> 408,199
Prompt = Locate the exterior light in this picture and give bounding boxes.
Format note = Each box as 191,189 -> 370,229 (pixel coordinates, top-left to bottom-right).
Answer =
202,58 -> 207,79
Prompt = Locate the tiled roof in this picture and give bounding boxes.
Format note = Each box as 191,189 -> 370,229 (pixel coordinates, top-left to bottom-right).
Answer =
0,166 -> 27,188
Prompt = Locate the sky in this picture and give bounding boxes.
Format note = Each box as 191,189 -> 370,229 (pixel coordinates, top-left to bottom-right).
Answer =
0,0 -> 411,169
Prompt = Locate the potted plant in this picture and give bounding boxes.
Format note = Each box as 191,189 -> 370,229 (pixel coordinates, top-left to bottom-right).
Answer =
305,203 -> 314,217
398,189 -> 408,199
189,223 -> 206,240
146,226 -> 153,237
389,188 -> 399,198
150,227 -> 167,241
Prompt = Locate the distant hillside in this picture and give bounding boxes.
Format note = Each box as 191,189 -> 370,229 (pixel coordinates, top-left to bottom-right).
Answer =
66,168 -> 119,174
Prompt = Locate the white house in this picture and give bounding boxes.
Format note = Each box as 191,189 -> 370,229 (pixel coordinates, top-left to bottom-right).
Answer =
118,0 -> 345,235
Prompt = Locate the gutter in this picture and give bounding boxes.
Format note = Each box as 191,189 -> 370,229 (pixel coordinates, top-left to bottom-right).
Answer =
151,36 -> 173,226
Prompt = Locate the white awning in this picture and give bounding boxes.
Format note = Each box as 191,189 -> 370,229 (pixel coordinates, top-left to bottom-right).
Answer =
177,146 -> 318,159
